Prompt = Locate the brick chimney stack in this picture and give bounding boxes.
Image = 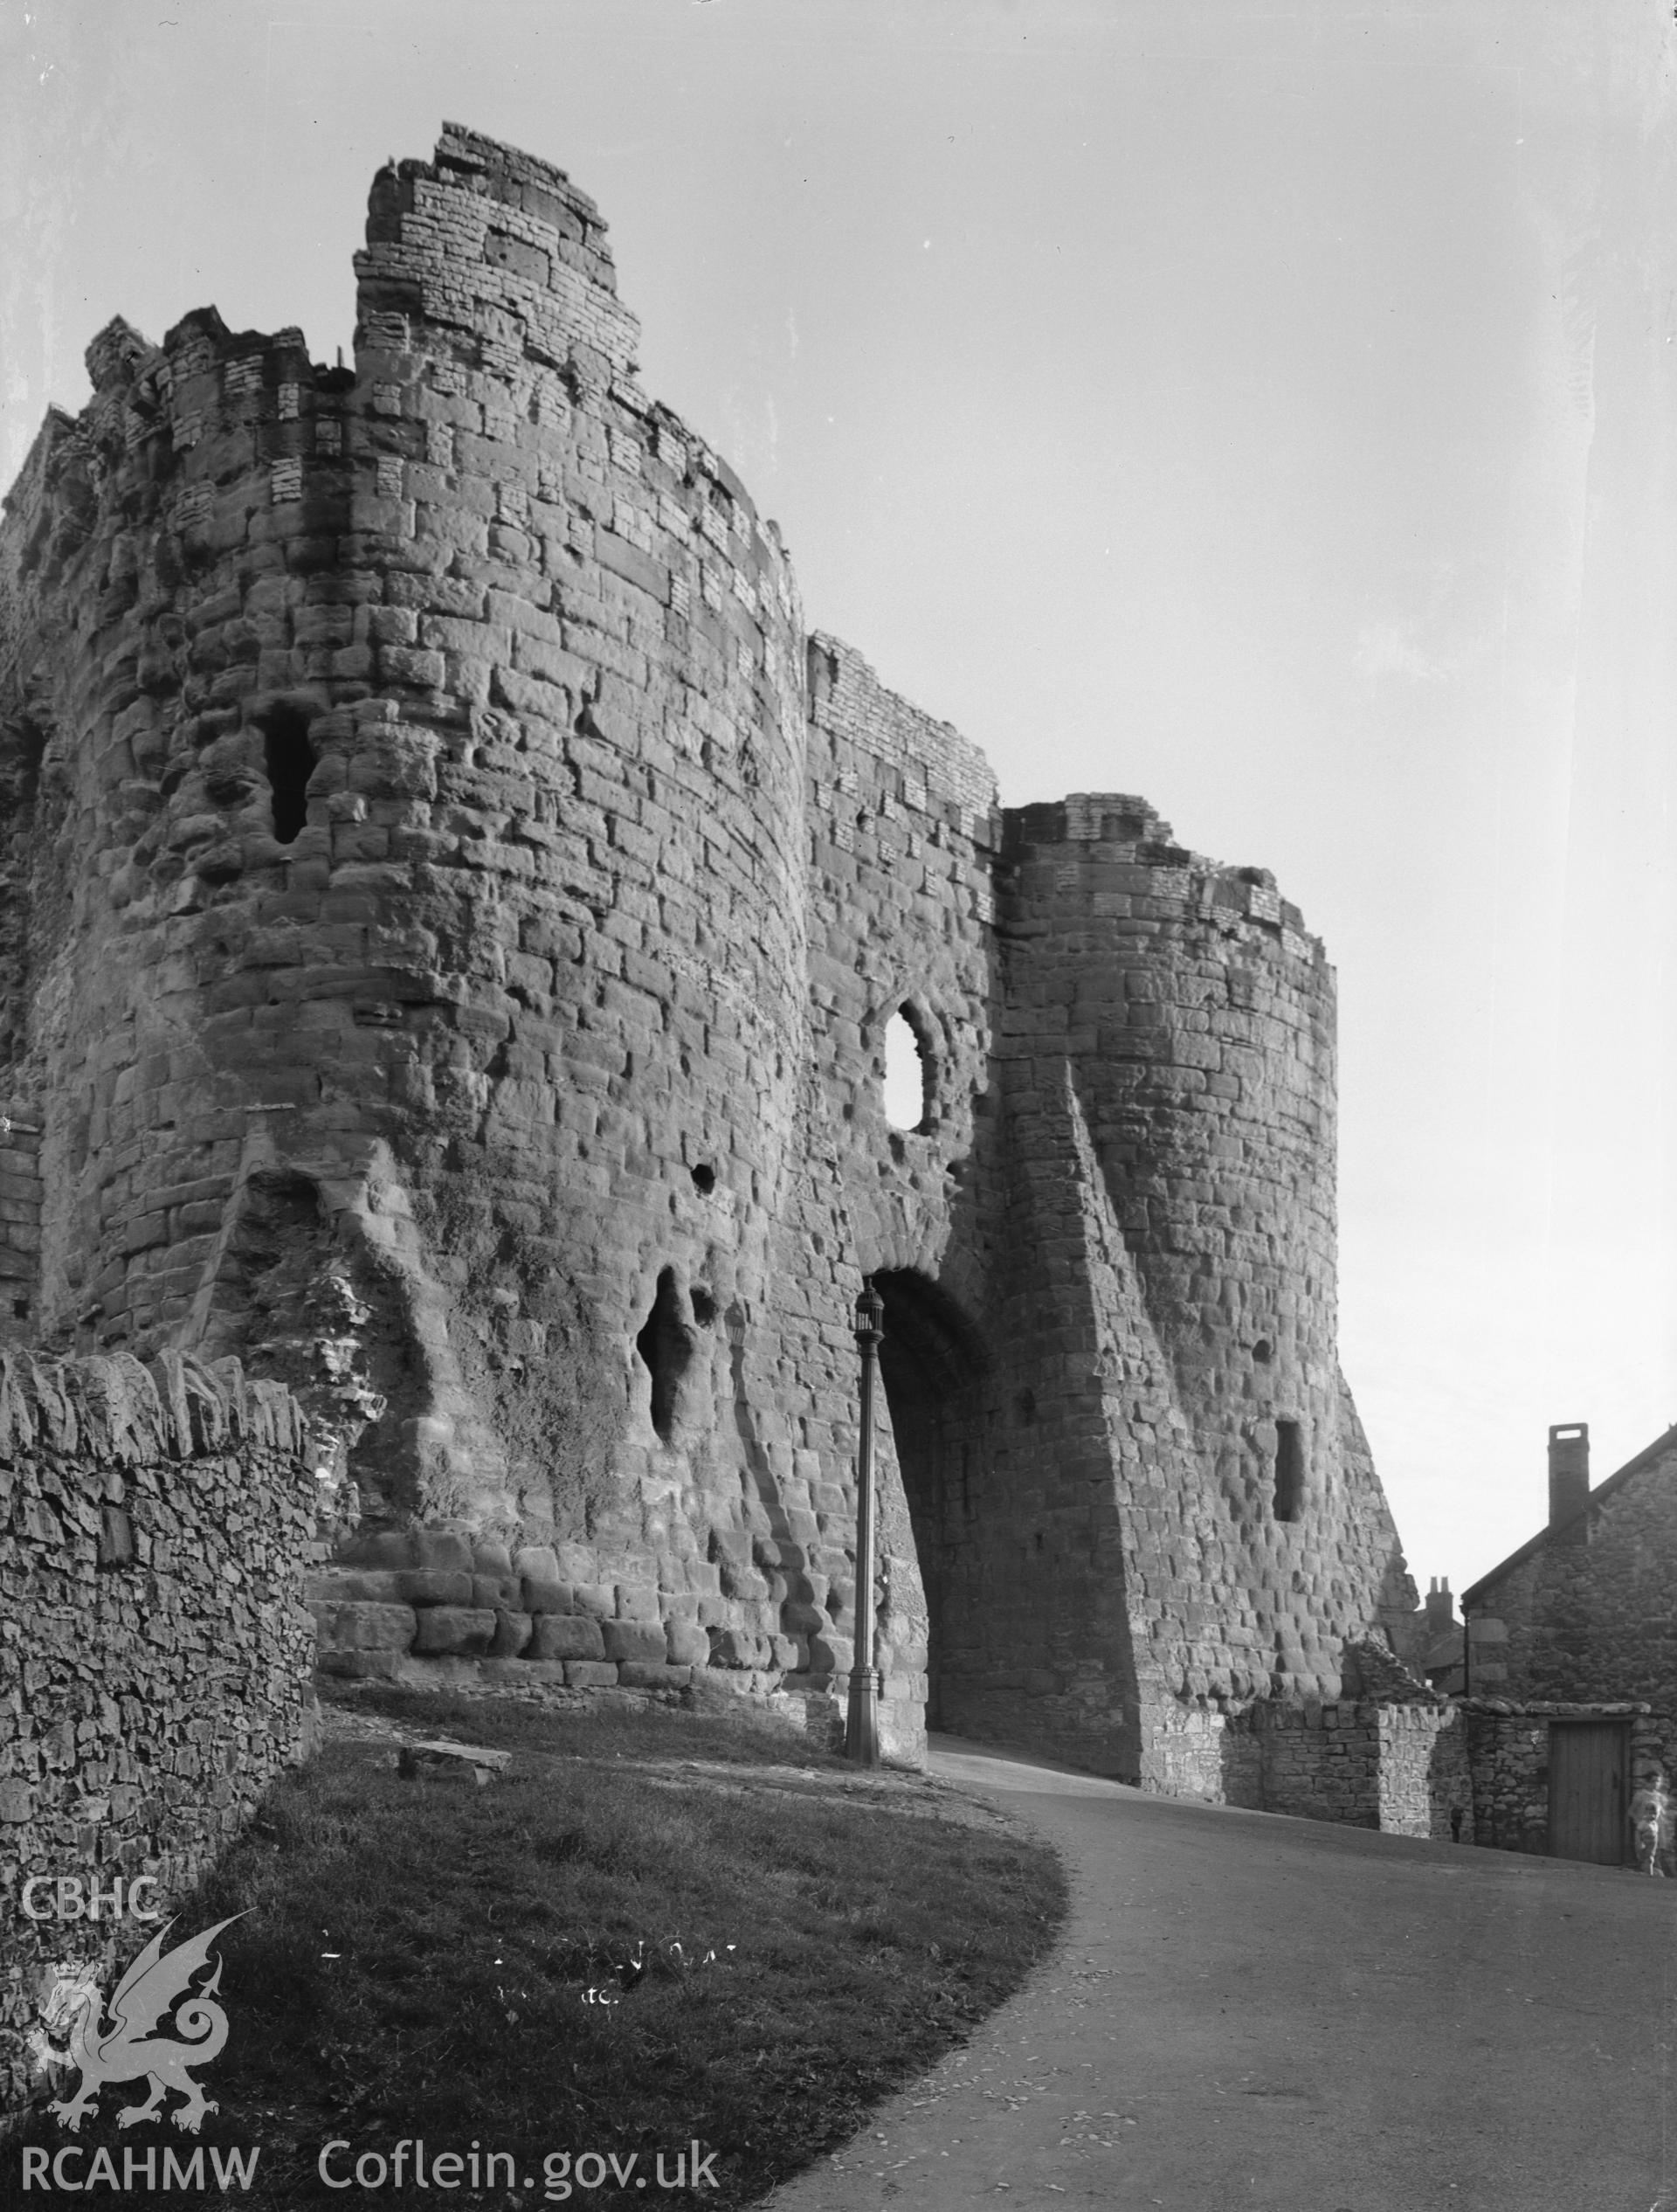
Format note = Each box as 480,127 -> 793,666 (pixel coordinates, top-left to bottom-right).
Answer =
1548,1422 -> 1590,1529
1424,1576 -> 1454,1628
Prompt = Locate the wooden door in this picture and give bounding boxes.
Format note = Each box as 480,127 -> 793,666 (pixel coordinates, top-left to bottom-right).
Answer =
1549,1721 -> 1629,1866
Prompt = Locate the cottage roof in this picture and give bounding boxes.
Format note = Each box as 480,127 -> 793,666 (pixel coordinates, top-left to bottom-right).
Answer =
1460,1422 -> 1677,1609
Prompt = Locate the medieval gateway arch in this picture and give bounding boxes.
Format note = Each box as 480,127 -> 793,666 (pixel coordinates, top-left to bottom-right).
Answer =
0,126 -> 1415,1786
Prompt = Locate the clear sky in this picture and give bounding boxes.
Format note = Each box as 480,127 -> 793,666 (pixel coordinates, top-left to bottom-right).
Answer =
4,0 -> 1674,1601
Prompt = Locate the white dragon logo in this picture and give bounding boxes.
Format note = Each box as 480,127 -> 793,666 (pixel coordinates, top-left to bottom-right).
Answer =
28,1914 -> 246,2135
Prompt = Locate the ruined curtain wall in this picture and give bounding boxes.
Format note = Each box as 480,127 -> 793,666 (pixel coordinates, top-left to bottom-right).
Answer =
0,1352 -> 314,2114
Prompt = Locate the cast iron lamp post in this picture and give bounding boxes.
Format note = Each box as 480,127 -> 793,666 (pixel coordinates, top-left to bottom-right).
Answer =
845,1278 -> 884,1768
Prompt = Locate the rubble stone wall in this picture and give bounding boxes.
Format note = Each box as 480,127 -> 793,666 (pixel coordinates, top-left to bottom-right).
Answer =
1467,1443 -> 1677,1715
1377,1704 -> 1471,1840
1216,1697 -> 1469,1841
1461,1701 -> 1674,1868
1245,1702 -> 1383,1828
0,1351 -> 314,2115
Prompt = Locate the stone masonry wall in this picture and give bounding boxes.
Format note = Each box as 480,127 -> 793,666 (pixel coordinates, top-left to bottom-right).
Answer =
1227,1697 -> 1467,1840
1467,1442 -> 1677,1715
1461,1702 -> 1674,1867
0,1351 -> 314,2116
1377,1704 -> 1471,1840
1252,1702 -> 1381,1827
0,123 -> 1419,1785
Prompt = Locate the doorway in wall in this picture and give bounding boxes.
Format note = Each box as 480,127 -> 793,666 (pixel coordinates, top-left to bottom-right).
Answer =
1548,1719 -> 1630,1865
871,1269 -> 989,1731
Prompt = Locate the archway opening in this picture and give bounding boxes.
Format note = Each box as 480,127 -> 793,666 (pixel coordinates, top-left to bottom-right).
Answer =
882,1008 -> 932,1132
872,1268 -> 988,1730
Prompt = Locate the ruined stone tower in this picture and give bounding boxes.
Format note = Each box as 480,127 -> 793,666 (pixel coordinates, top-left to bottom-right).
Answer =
0,126 -> 1414,1786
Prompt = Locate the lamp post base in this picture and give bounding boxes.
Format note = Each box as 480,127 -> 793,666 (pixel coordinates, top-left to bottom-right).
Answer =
845,1668 -> 882,1768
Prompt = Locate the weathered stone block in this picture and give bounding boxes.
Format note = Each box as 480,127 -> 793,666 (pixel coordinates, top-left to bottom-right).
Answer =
392,1570 -> 473,1607
665,1621 -> 709,1666
563,1661 -> 621,1688
481,1657 -> 571,1685
411,1606 -> 496,1656
521,1577 -> 574,1614
601,1620 -> 667,1664
514,1545 -> 562,1584
488,1609 -> 533,1658
318,1649 -> 405,1681
306,1569 -> 395,1603
618,1662 -> 692,1690
528,1613 -> 605,1662
313,1600 -> 417,1652
335,1531 -> 418,1571
712,1628 -> 772,1669
413,1529 -> 474,1574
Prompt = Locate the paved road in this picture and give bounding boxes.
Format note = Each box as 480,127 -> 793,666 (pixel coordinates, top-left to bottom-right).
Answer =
763,1736 -> 1677,2212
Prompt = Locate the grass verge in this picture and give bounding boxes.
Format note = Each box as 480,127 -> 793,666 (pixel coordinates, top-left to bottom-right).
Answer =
7,1689 -> 1066,2209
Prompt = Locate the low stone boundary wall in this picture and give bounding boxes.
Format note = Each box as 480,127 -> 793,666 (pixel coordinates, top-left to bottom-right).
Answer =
1,1350 -> 314,2118
1207,1695 -> 1468,1841
1462,1700 -> 1675,1869
1195,1688 -> 1671,1863
1378,1704 -> 1472,1838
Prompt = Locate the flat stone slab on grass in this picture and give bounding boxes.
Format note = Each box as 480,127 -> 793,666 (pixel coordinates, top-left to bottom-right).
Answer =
397,1738 -> 513,1786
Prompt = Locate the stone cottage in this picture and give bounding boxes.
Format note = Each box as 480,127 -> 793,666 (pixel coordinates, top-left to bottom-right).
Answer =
1460,1421 -> 1677,1867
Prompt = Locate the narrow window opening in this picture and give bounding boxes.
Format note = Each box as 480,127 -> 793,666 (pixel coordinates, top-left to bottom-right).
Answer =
1253,1337 -> 1273,1365
635,1267 -> 693,1443
883,1006 -> 933,1132
96,1504 -> 135,1570
8,717 -> 47,809
261,706 -> 317,845
690,1162 -> 716,1194
1274,1420 -> 1305,1523
689,1286 -> 717,1327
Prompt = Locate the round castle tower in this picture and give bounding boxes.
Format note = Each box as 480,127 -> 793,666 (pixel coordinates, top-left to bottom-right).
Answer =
0,128 -> 806,1560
